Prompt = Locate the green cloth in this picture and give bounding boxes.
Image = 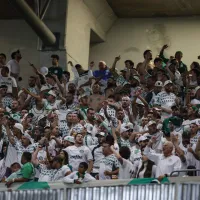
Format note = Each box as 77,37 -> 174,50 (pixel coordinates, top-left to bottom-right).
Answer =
48,66 -> 63,80
128,177 -> 169,185
21,162 -> 34,179
17,182 -> 50,190
159,53 -> 187,74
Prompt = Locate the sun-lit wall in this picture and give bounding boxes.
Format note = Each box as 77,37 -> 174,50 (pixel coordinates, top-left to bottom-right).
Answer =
90,17 -> 200,70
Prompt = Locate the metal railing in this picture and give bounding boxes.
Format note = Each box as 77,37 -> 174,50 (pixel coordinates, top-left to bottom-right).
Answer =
170,169 -> 200,177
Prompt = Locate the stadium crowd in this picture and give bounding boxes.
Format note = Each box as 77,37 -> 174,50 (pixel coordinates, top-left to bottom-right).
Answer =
0,45 -> 200,187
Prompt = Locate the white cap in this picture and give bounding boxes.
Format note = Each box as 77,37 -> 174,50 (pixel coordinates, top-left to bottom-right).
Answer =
96,132 -> 106,137
147,121 -> 156,127
63,136 -> 75,143
84,124 -> 93,134
14,123 -> 24,134
155,81 -> 163,87
194,86 -> 200,95
138,135 -> 148,143
120,123 -> 134,133
48,90 -> 56,97
190,119 -> 200,126
41,85 -> 50,92
164,80 -> 173,86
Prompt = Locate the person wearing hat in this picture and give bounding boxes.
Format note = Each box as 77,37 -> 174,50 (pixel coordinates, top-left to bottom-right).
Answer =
89,132 -> 106,178
138,135 -> 149,152
116,123 -> 134,149
153,79 -> 177,120
5,120 -> 36,165
64,133 -> 93,173
147,121 -> 163,153
63,136 -> 75,148
145,80 -> 163,106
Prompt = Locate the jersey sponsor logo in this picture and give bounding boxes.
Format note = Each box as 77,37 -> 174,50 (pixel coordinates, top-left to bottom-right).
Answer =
70,155 -> 83,159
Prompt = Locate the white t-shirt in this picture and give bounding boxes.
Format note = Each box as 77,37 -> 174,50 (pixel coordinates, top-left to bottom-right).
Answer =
0,76 -> 17,93
118,158 -> 135,179
64,145 -> 93,171
43,99 -> 62,110
53,165 -> 71,181
37,164 -> 55,182
7,59 -> 20,74
144,146 -> 182,177
99,154 -> 119,180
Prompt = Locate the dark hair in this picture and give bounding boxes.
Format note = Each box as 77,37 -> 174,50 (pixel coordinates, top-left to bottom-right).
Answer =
63,71 -> 70,76
137,160 -> 155,178
119,146 -> 131,159
192,62 -> 200,70
191,68 -> 200,77
60,150 -> 68,165
75,133 -> 82,139
79,162 -> 88,170
107,95 -> 115,99
75,64 -> 82,69
2,66 -> 9,73
0,53 -> 6,60
105,135 -> 114,146
22,152 -> 32,162
87,108 -> 94,114
51,54 -> 59,60
10,162 -> 21,168
53,156 -> 63,164
143,50 -> 151,58
154,57 -> 163,64
125,60 -> 134,67
11,50 -> 20,59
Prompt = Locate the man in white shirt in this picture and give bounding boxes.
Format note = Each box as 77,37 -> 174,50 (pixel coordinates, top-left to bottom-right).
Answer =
63,133 -> 93,172
153,80 -> 177,120
144,141 -> 182,179
0,67 -> 17,98
7,50 -> 22,80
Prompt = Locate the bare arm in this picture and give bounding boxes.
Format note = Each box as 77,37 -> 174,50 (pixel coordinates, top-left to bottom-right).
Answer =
87,160 -> 93,173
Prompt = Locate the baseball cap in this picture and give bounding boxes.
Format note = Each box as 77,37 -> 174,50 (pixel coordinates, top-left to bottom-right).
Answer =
155,81 -> 163,87
138,135 -> 148,143
120,123 -> 134,133
96,132 -> 106,137
194,86 -> 200,95
164,80 -> 173,86
14,123 -> 24,134
131,75 -> 140,83
63,136 -> 75,143
47,90 -> 57,97
84,124 -> 93,134
41,85 -> 50,92
190,119 -> 200,126
147,121 -> 156,127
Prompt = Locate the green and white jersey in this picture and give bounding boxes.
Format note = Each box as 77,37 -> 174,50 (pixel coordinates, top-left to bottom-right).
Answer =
37,164 -> 55,182
83,134 -> 98,147
99,154 -> 119,180
117,137 -> 131,149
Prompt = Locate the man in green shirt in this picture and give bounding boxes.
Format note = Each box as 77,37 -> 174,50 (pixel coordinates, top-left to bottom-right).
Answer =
5,152 -> 35,188
48,54 -> 63,81
159,44 -> 187,74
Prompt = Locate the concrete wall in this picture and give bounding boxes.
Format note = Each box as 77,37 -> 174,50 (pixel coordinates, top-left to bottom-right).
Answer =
65,0 -> 117,69
90,17 -> 200,69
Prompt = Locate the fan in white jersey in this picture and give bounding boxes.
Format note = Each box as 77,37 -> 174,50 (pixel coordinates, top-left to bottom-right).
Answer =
111,145 -> 135,179
63,133 -> 93,172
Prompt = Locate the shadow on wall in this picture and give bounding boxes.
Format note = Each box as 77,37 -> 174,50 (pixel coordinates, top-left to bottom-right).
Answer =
146,24 -> 171,54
